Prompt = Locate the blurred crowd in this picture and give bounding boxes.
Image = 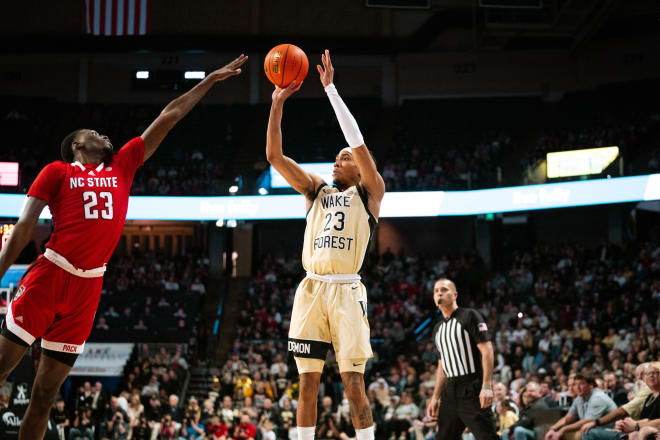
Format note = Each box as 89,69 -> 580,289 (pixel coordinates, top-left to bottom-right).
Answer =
46,344 -> 189,440
89,250 -> 209,343
380,132 -> 512,192
3,81 -> 659,198
1,237 -> 657,439
202,239 -> 660,440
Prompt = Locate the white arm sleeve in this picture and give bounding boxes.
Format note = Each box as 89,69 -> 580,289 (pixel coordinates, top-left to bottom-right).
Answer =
324,83 -> 364,149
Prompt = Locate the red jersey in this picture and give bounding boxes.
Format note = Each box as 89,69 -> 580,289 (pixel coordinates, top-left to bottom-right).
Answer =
27,137 -> 144,270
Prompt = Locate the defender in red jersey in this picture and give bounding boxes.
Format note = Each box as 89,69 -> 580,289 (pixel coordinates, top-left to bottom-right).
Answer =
0,54 -> 247,440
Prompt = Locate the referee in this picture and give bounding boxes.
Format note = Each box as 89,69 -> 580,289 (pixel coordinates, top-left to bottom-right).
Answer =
426,278 -> 498,440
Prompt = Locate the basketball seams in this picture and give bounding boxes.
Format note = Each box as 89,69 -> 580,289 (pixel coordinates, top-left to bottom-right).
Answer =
264,53 -> 272,84
280,44 -> 291,87
294,52 -> 303,84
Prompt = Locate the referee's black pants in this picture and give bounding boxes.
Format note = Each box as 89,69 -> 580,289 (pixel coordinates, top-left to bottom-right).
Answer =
436,374 -> 498,440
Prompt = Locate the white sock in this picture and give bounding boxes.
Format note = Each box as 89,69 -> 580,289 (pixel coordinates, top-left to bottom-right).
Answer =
297,426 -> 315,440
356,425 -> 375,440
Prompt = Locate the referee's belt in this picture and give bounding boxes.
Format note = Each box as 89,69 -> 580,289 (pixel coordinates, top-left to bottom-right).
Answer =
44,248 -> 106,278
305,272 -> 361,284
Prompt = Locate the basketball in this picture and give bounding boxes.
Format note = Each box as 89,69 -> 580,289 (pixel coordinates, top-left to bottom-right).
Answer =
264,44 -> 309,88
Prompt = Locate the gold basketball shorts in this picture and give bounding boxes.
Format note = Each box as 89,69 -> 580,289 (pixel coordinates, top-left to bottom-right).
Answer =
288,274 -> 373,374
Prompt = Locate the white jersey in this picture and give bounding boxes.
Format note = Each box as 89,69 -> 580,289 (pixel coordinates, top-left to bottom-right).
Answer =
302,184 -> 376,275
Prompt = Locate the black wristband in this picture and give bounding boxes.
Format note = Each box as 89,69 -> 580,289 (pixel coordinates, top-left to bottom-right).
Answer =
595,418 -> 601,426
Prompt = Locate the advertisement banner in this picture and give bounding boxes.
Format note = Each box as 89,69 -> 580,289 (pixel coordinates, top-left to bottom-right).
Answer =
0,173 -> 658,220
70,343 -> 134,377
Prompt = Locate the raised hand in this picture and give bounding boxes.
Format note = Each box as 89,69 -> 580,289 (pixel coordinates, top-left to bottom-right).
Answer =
272,80 -> 303,105
316,49 -> 334,88
211,54 -> 248,82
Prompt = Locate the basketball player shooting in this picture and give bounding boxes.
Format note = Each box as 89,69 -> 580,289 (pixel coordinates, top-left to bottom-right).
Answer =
0,54 -> 247,439
266,49 -> 385,440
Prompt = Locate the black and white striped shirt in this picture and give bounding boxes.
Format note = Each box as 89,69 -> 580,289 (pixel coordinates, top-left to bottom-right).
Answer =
432,307 -> 491,378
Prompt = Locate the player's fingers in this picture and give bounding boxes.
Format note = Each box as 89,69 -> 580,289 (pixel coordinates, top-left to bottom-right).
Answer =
226,55 -> 243,69
294,81 -> 303,91
316,64 -> 324,76
325,49 -> 333,67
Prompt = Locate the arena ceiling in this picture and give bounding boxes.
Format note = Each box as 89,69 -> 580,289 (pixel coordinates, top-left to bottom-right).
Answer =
1,0 -> 658,54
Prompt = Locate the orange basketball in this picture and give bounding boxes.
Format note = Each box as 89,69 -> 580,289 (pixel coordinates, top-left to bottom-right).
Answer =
264,44 -> 309,88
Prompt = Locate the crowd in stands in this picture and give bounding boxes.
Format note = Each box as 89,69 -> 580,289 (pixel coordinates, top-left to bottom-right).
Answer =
2,236 -> 658,439
1,99 -> 244,196
47,344 -> 189,440
206,239 -> 660,440
520,116 -> 654,180
378,95 -> 534,192
90,249 -> 209,343
4,81 -> 659,199
380,131 -> 513,192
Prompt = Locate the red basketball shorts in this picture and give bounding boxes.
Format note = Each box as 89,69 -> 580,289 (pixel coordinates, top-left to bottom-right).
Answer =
5,255 -> 103,354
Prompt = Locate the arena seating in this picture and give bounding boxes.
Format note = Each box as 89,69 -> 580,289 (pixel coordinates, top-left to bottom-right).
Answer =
3,80 -> 659,198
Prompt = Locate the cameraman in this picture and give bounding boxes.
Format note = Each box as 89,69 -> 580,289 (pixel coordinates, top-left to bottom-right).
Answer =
69,408 -> 94,440
102,411 -> 128,440
317,397 -> 341,440
159,414 -> 177,439
180,412 -> 205,440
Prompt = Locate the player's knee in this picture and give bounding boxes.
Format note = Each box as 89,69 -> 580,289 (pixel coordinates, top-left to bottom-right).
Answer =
341,372 -> 365,401
0,356 -> 13,384
31,384 -> 58,413
299,374 -> 320,397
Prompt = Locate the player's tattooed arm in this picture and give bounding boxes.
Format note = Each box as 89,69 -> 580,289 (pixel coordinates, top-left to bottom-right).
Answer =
141,54 -> 248,161
0,196 -> 47,279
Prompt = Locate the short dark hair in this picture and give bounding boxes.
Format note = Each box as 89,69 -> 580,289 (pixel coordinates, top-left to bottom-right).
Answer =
574,373 -> 596,386
435,278 -> 457,292
60,129 -> 85,163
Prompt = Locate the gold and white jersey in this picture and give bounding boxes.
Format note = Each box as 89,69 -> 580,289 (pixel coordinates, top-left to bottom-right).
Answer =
302,184 -> 376,275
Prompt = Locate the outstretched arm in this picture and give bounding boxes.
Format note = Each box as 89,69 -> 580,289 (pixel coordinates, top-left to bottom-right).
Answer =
317,50 -> 385,215
0,196 -> 47,279
266,81 -> 324,209
141,54 -> 248,161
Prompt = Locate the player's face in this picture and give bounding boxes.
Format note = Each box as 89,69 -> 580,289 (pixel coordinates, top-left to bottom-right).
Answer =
78,129 -> 114,161
332,149 -> 360,188
433,280 -> 457,307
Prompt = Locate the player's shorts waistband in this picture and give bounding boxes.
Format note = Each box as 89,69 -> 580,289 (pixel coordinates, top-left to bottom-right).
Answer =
44,249 -> 106,278
305,272 -> 361,284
